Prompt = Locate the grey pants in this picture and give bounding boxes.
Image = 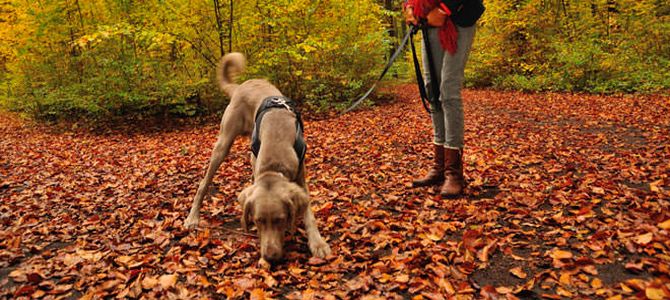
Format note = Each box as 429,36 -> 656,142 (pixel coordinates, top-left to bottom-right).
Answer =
422,25 -> 476,149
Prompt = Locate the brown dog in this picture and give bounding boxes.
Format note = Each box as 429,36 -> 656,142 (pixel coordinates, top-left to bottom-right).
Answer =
184,53 -> 331,262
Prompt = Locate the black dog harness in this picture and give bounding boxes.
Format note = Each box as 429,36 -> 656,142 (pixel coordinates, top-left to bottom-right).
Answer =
251,96 -> 306,164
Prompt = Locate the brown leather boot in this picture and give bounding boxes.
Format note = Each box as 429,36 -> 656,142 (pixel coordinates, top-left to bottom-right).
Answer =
440,148 -> 466,197
412,144 -> 445,187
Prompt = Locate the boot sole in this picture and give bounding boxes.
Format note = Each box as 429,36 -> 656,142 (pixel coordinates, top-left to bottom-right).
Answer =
412,180 -> 445,188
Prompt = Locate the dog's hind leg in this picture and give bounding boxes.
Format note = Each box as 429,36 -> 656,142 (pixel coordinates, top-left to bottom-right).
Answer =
185,112 -> 242,229
184,134 -> 235,229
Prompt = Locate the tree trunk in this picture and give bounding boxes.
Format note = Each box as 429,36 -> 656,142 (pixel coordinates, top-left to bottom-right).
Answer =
383,0 -> 398,77
213,0 -> 225,57
228,0 -> 233,52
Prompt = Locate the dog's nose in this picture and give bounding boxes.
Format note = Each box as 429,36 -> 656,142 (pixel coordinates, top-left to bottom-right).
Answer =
263,247 -> 283,262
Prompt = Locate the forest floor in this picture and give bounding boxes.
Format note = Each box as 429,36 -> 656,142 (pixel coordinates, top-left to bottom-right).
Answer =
1,85 -> 670,299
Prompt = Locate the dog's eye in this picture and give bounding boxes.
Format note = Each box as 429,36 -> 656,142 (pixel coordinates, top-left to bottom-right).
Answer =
272,217 -> 284,225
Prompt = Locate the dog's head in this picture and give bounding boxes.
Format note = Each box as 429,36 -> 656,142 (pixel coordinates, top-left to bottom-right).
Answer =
238,177 -> 308,262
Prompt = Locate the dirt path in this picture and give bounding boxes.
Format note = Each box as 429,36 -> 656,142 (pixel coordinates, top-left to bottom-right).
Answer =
1,86 -> 669,299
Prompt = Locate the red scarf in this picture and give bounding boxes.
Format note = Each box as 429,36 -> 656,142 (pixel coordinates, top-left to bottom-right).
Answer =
406,0 -> 458,55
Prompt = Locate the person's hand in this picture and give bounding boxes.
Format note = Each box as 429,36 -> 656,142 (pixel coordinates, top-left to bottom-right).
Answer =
403,5 -> 418,25
426,7 -> 448,27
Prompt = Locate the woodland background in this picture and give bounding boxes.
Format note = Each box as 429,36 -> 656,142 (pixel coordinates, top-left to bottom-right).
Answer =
0,0 -> 669,120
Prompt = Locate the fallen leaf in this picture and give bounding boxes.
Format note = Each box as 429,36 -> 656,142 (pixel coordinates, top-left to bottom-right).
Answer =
591,278 -> 603,289
142,276 -> 159,290
250,288 -> 267,300
159,274 -> 178,289
509,267 -> 527,279
395,274 -> 410,283
634,232 -> 653,245
550,249 -> 573,260
658,219 -> 670,230
645,287 -> 667,300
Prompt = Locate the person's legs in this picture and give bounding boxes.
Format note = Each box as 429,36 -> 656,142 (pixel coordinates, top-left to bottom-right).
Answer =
439,25 -> 476,196
423,27 -> 446,146
413,27 -> 447,187
440,25 -> 475,149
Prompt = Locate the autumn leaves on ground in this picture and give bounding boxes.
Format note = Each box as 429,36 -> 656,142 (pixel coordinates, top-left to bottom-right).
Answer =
1,86 -> 669,299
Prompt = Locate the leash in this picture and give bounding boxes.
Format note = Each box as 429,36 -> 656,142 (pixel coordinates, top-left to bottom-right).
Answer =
342,23 -> 439,114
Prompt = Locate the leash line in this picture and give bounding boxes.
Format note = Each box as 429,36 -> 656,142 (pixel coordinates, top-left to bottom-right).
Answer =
342,25 -> 419,114
342,23 -> 439,115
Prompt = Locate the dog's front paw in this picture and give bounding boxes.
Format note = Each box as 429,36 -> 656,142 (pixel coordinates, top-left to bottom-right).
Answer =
184,214 -> 200,230
309,239 -> 331,258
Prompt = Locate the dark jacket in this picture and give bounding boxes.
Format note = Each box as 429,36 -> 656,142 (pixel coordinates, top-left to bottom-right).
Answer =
441,0 -> 485,27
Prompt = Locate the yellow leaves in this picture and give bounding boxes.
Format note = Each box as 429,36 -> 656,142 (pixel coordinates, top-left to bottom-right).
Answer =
300,44 -> 317,53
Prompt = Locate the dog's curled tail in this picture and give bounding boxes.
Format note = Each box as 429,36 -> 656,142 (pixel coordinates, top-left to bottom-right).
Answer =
216,52 -> 246,97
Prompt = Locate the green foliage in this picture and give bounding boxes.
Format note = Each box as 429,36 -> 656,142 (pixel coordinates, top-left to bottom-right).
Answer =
1,0 -> 387,120
2,0 -> 668,121
467,0 -> 670,93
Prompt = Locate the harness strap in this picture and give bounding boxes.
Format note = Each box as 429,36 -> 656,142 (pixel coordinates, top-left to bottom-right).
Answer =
251,96 -> 307,164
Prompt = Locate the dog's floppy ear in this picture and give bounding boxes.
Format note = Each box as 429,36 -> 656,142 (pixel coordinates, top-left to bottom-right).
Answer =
282,182 -> 310,227
282,196 -> 297,234
238,185 -> 256,232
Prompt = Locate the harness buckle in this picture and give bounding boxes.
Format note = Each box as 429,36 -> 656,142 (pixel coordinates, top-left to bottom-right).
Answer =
269,97 -> 293,113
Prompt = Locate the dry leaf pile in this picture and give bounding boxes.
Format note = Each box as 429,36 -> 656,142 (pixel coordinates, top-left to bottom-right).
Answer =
1,86 -> 669,299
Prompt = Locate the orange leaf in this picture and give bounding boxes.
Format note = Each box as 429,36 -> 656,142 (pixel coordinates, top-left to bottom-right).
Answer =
634,232 -> 653,245
159,274 -> 177,289
509,267 -> 527,279
395,274 -> 410,283
142,276 -> 159,290
645,287 -> 667,300
591,278 -> 603,289
559,272 -> 571,286
550,249 -> 573,260
657,219 -> 670,230
250,288 -> 267,300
